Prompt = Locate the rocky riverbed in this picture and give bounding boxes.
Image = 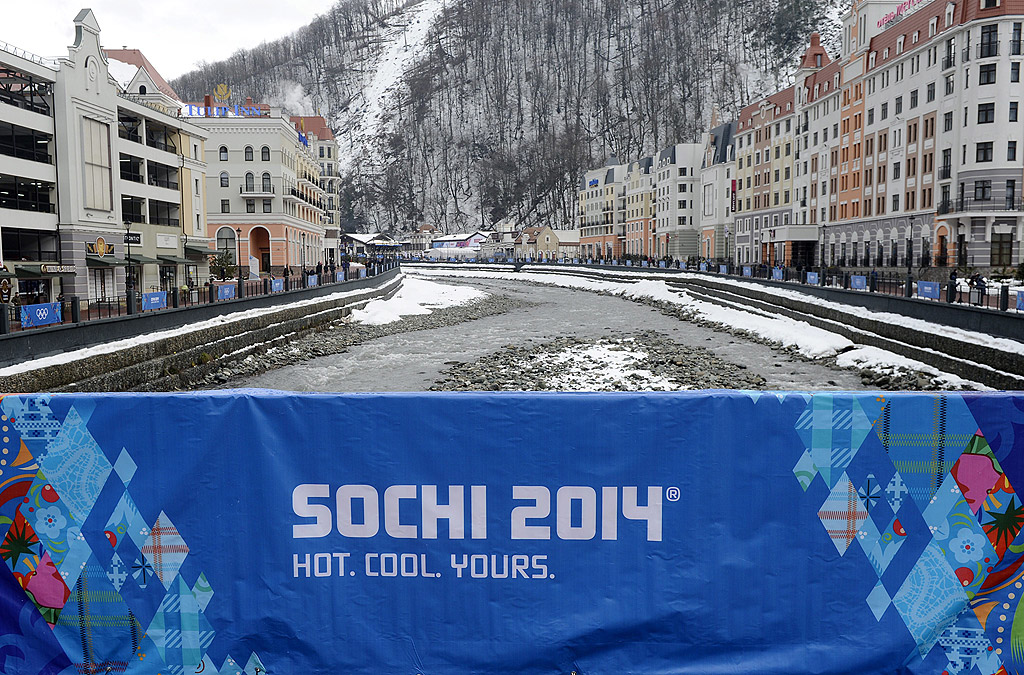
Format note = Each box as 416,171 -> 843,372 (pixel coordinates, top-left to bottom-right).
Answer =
215,275 -> 968,393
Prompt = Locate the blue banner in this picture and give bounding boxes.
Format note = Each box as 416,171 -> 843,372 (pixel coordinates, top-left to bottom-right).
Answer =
772,268 -> 784,280
642,260 -> 649,267
359,268 -> 367,279
807,272 -> 820,285
1018,291 -> 1024,311
307,274 -> 319,287
918,281 -> 941,299
743,266 -> 752,277
142,292 -> 166,311
719,264 -> 728,274
700,262 -> 708,271
851,274 -> 868,290
626,260 -> 632,267
18,302 -> 61,328
272,279 -> 285,292
1,392 -> 1022,674
217,284 -> 236,300
659,261 -> 666,268
336,272 -> 345,283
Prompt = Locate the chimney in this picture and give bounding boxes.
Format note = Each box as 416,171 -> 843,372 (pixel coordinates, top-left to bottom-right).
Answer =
204,94 -> 212,117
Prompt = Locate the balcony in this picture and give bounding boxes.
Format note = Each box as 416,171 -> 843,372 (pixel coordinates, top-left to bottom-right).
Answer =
978,42 -> 999,59
145,136 -> 177,153
149,216 -> 180,227
962,47 -> 972,63
120,170 -> 143,184
240,185 -> 275,196
942,54 -> 956,70
938,196 -> 1024,214
939,165 -> 952,180
1011,39 -> 1023,56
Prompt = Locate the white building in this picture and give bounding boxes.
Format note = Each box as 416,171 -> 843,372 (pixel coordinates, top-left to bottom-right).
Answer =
653,142 -> 703,261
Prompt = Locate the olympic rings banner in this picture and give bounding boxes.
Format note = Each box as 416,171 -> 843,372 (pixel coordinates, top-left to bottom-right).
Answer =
18,302 -> 61,329
1,391 -> 1023,674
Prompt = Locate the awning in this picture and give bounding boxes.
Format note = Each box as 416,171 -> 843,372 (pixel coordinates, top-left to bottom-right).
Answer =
13,263 -> 72,278
86,255 -> 127,267
185,242 -> 213,254
125,254 -> 161,265
158,255 -> 190,265
0,267 -> 14,278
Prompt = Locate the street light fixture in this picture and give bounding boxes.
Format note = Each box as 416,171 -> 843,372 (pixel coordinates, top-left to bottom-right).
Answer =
124,219 -> 133,291
235,227 -> 242,295
907,218 -> 916,275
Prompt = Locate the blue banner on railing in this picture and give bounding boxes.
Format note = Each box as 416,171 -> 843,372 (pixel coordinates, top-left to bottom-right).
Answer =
359,268 -> 367,278
307,274 -> 319,287
700,262 -> 708,271
772,268 -> 784,281
272,279 -> 285,292
806,272 -> 820,285
642,260 -> 649,267
18,302 -> 61,328
743,266 -> 752,277
334,272 -> 344,283
1,392 -> 1022,674
141,292 -> 167,311
626,260 -> 632,266
851,275 -> 868,290
918,280 -> 941,299
1018,291 -> 1024,311
217,284 -> 236,300
719,265 -> 728,274
659,261 -> 666,268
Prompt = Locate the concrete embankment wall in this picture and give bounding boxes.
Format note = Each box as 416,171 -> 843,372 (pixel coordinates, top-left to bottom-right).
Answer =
0,269 -> 402,393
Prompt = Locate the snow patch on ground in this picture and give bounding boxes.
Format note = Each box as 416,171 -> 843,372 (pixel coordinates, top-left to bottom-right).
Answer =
409,267 -> 992,388
542,342 -> 679,392
350,276 -> 487,325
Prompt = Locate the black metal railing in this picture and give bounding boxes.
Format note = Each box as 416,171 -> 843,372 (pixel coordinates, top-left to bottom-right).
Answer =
149,216 -> 180,227
147,177 -> 179,190
979,42 -> 999,58
939,165 -> 952,180
241,185 -> 275,194
942,54 -> 956,69
939,196 -> 1024,214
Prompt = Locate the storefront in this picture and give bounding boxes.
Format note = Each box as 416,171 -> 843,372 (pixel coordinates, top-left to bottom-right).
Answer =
11,263 -> 74,303
86,255 -> 126,300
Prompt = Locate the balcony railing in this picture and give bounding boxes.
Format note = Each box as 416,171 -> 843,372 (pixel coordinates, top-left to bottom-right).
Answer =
942,54 -> 956,69
147,177 -> 179,190
241,185 -> 275,195
939,165 -> 952,180
938,196 -> 1024,214
962,47 -> 972,63
120,171 -> 143,183
149,216 -> 180,227
145,137 -> 176,153
1011,39 -> 1022,56
978,42 -> 999,58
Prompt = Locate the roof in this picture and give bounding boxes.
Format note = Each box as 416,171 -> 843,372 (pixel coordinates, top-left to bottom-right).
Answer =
707,121 -> 735,166
103,49 -> 179,100
738,86 -> 795,129
798,32 -> 832,70
290,116 -> 335,141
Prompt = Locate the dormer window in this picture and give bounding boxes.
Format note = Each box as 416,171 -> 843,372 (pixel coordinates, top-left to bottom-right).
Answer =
815,54 -> 822,67
869,52 -> 876,68
897,36 -> 905,54
946,3 -> 955,26
884,47 -> 890,59
138,85 -> 147,95
913,31 -> 920,44
929,17 -> 938,37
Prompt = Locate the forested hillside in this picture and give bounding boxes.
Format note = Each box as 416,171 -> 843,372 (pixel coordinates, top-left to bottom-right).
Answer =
172,0 -> 840,233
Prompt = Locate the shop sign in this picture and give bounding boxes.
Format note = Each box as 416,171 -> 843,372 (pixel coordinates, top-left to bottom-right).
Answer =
124,232 -> 142,245
87,237 -> 114,257
40,264 -> 77,274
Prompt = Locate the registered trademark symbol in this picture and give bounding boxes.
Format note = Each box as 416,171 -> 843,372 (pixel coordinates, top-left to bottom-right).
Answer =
666,486 -> 681,502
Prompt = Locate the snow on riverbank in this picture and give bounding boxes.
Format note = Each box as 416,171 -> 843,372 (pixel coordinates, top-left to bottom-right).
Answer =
408,268 -> 992,389
350,276 -> 487,325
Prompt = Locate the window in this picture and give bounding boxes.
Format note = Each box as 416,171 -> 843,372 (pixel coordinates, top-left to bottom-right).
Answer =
892,193 -> 900,211
263,199 -> 272,213
1008,180 -> 1017,207
261,146 -> 270,161
1014,63 -> 1022,82
980,64 -> 997,85
980,24 -> 999,57
244,146 -> 253,161
910,89 -> 919,108
944,111 -> 954,132
82,118 -> 112,211
894,162 -> 902,180
216,227 -> 236,258
977,142 -> 994,162
1010,141 -> 1018,160
881,102 -> 888,120
868,108 -> 875,125
219,146 -> 228,161
219,171 -> 229,187
992,233 -> 1014,266
895,96 -> 903,115
1012,102 -> 1019,122
195,178 -> 200,195
975,180 -> 992,200
246,199 -> 255,213
220,199 -> 230,213
244,172 -> 254,191
979,102 -> 996,123
262,172 -> 272,192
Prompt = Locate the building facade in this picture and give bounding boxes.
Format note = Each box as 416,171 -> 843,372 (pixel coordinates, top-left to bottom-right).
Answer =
699,121 -> 737,261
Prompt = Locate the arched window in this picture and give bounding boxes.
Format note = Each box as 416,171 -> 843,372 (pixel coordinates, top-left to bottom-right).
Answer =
262,172 -> 272,192
261,146 -> 270,161
216,227 -> 237,262
138,85 -> 147,95
244,146 -> 253,161
219,146 -> 228,161
245,172 -> 255,191
220,171 -> 229,188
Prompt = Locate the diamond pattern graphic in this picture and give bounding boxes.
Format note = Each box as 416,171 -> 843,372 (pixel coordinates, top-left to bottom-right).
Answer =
146,575 -> 216,674
104,490 -> 149,551
892,540 -> 970,658
859,473 -> 882,513
859,512 -> 908,578
0,396 -> 62,454
141,511 -> 190,590
107,552 -> 128,592
886,472 -> 909,512
793,449 -> 816,491
112,448 -> 137,486
937,610 -> 1002,675
36,406 -> 112,523
817,472 -> 869,555
795,395 -> 876,489
193,572 -> 214,613
866,580 -> 892,621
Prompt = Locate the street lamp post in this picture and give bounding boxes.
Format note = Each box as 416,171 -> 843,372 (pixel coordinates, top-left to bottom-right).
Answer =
236,227 -> 243,298
124,219 -> 136,315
